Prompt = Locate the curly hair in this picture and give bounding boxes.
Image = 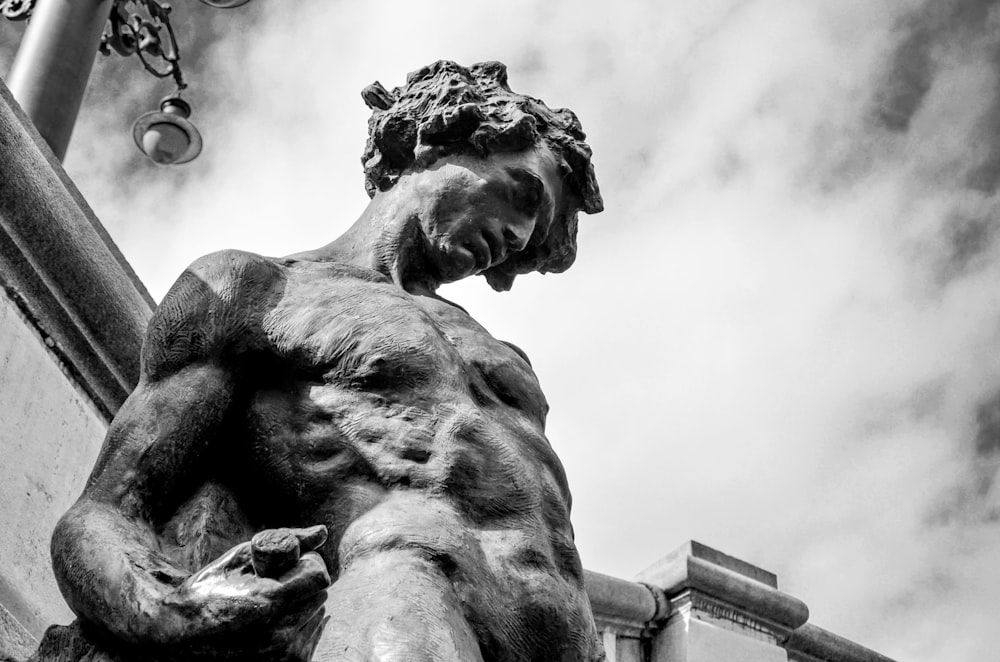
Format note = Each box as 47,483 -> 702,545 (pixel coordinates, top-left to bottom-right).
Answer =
361,60 -> 603,291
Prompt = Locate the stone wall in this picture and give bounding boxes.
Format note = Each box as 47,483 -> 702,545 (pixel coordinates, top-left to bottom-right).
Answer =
0,78 -> 152,659
0,288 -> 106,642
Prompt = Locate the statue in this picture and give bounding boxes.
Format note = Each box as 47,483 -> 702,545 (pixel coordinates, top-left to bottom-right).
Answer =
35,60 -> 604,661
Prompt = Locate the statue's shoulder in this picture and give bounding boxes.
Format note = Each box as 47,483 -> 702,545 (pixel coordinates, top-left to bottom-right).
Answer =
159,249 -> 284,318
185,249 -> 284,295
143,250 -> 283,378
500,340 -> 532,366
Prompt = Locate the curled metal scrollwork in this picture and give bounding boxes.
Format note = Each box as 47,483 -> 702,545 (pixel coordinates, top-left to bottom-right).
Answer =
100,0 -> 186,90
0,0 -> 35,21
3,0 -> 186,91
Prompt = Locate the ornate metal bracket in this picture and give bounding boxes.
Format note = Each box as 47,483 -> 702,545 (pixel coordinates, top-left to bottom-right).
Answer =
100,1 -> 186,91
0,0 -> 35,21
4,0 -> 186,92
101,0 -> 187,90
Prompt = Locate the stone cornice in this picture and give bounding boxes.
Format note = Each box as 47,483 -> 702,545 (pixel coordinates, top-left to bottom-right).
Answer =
635,540 -> 810,640
0,78 -> 154,419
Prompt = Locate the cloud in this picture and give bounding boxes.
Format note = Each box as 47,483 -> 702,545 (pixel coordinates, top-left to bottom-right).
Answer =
868,0 -> 1000,133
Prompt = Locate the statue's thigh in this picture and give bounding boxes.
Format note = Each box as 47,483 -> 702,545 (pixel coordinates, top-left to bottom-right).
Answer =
311,549 -> 484,662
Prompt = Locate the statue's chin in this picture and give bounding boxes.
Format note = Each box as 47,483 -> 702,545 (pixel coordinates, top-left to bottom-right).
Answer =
483,267 -> 516,292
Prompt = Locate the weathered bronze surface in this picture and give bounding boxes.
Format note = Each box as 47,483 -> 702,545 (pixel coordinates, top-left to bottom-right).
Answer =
35,60 -> 603,661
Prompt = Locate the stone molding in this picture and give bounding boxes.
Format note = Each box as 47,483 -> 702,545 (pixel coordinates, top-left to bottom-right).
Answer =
785,624 -> 896,662
585,570 -> 668,638
635,540 -> 810,641
0,78 -> 153,420
0,602 -> 35,662
622,541 -> 897,662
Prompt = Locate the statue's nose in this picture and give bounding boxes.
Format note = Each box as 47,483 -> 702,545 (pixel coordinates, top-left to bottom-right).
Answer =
502,221 -> 533,251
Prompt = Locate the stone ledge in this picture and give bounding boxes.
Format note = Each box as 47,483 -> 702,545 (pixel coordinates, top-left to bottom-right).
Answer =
0,78 -> 153,419
785,623 -> 896,662
0,601 -> 35,662
642,541 -> 779,588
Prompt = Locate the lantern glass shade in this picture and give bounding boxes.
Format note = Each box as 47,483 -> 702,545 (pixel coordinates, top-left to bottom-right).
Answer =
199,0 -> 252,7
142,122 -> 190,164
132,98 -> 203,165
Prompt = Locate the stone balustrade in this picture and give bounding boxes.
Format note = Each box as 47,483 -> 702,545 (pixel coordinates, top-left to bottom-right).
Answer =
588,541 -> 895,662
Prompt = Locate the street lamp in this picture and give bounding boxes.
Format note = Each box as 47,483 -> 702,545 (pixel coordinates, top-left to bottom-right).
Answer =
132,95 -> 201,164
2,0 -> 251,164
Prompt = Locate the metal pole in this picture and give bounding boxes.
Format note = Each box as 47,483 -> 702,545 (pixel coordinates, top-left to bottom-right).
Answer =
7,0 -> 114,161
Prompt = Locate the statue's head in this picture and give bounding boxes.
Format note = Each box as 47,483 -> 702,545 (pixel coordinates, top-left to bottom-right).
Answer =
361,60 -> 603,291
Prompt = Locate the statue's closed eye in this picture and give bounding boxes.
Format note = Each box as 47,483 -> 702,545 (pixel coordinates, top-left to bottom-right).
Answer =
507,168 -> 546,216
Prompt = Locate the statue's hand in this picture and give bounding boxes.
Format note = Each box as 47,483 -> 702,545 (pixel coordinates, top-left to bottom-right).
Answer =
164,525 -> 331,661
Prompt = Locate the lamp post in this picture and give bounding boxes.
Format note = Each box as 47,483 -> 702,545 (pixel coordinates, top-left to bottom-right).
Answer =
3,0 -> 251,164
7,0 -> 114,162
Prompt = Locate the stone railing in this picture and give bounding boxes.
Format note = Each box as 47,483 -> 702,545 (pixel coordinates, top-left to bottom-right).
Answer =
586,570 -> 666,661
786,624 -> 897,662
588,541 -> 896,662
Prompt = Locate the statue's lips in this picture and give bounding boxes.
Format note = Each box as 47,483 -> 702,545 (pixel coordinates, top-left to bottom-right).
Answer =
443,241 -> 480,276
442,227 -> 509,275
461,235 -> 497,272
481,229 -> 506,267
463,229 -> 508,272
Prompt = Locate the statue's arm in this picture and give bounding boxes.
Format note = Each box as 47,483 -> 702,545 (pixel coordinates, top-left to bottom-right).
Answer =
51,251 -> 329,658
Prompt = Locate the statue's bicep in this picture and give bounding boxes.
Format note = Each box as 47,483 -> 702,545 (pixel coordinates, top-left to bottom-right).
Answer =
90,251 -> 275,510
85,361 -> 236,518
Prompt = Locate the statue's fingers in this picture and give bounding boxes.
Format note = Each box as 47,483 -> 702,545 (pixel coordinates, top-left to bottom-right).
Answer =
217,541 -> 253,572
275,551 -> 331,603
251,529 -> 301,578
290,524 -> 328,553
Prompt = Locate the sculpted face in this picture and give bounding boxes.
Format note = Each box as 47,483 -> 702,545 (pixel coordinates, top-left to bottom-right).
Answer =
408,144 -> 565,284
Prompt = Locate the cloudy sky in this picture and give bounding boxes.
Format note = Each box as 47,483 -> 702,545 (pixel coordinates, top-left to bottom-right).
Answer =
5,1 -> 1000,659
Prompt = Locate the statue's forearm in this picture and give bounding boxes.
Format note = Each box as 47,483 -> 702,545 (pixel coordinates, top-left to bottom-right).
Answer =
51,499 -> 331,660
51,498 -> 190,648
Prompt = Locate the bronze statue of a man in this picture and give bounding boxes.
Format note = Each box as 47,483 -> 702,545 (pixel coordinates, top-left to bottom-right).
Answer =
45,60 -> 603,661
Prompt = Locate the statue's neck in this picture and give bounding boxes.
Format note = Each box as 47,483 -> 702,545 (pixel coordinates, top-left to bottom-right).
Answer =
284,188 -> 441,295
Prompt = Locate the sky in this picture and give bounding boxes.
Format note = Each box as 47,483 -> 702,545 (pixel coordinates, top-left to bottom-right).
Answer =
3,1 -> 1000,659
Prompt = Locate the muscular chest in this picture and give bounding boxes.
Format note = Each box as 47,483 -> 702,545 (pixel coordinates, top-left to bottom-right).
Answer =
261,264 -> 547,422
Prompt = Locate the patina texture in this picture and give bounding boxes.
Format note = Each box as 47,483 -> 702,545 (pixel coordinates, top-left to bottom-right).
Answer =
36,61 -> 603,661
